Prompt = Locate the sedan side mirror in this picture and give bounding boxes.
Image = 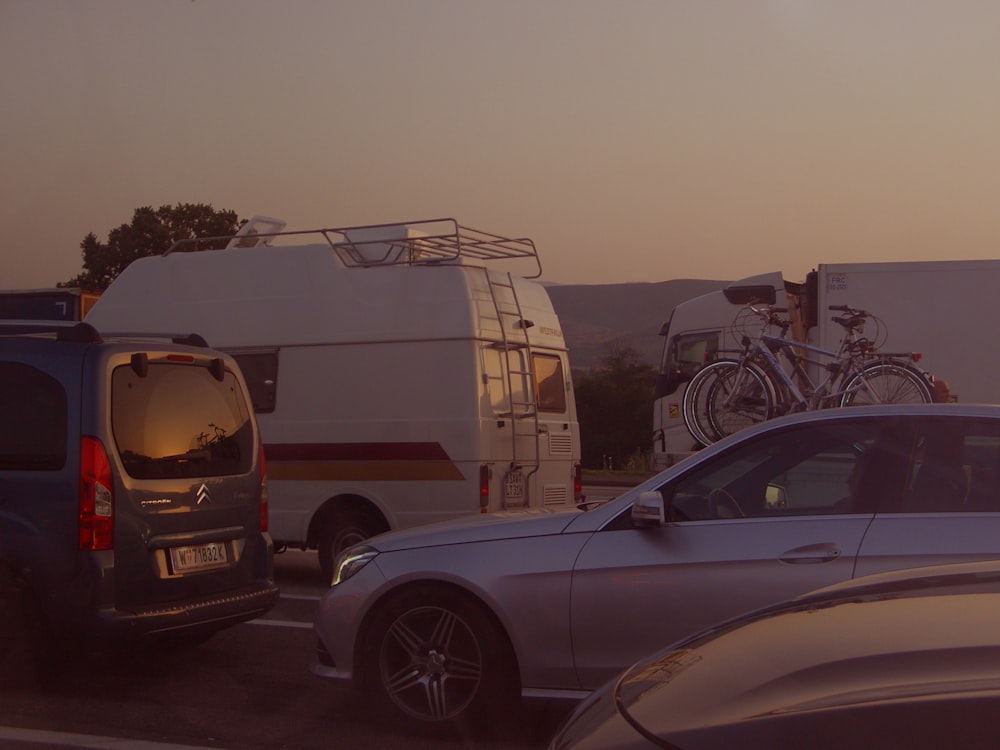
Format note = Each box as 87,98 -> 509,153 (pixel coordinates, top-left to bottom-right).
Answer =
632,491 -> 666,527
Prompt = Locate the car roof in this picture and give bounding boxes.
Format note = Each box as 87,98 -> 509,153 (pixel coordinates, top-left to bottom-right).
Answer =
728,401 -> 1000,438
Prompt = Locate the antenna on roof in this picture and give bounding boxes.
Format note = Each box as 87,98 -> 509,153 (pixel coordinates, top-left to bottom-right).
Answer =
226,216 -> 288,249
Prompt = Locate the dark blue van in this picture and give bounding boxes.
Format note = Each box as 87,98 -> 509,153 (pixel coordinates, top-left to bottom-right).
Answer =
0,321 -> 278,678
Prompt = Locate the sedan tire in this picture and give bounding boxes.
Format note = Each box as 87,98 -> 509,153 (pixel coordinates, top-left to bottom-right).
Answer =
361,585 -> 518,729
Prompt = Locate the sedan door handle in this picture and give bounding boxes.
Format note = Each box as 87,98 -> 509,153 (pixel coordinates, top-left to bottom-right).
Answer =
779,543 -> 842,564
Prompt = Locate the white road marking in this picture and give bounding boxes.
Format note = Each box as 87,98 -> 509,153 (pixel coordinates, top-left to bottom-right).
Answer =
0,725 -> 216,749
277,593 -> 323,601
247,618 -> 314,630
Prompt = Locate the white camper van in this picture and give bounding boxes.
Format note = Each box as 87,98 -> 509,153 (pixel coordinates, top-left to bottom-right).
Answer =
86,217 -> 582,576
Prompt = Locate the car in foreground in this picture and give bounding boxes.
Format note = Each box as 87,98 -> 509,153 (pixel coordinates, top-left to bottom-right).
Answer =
549,560 -> 1000,749
312,403 -> 1000,727
0,321 -> 278,680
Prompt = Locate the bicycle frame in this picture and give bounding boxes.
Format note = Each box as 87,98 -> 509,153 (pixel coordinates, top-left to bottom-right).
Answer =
754,333 -> 862,412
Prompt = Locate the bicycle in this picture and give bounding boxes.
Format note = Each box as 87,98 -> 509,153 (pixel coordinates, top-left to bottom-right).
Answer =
683,303 -> 934,446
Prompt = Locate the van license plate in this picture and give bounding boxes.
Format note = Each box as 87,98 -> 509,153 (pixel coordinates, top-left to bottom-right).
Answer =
504,470 -> 524,499
169,542 -> 229,573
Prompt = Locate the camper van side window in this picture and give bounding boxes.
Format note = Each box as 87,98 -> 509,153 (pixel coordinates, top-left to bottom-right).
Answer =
230,352 -> 279,413
533,354 -> 567,413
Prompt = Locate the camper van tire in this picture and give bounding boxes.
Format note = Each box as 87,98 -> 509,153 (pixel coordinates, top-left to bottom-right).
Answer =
317,507 -> 389,580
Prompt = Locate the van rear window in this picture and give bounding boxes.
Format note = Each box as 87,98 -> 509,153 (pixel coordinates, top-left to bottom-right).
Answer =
533,353 -> 568,413
0,362 -> 67,470
112,362 -> 254,479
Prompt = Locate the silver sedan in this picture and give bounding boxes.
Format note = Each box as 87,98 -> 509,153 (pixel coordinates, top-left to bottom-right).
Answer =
550,560 -> 1000,749
313,403 -> 1000,728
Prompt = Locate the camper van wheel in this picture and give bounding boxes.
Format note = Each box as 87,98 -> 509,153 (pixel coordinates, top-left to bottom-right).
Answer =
318,510 -> 386,580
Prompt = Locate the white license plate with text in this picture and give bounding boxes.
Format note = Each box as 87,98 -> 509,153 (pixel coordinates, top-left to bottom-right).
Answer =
504,470 -> 524,499
169,542 -> 229,573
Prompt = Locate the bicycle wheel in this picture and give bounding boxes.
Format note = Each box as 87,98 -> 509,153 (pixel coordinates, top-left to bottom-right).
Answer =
684,359 -> 774,446
682,360 -> 738,446
706,360 -> 775,440
839,360 -> 934,407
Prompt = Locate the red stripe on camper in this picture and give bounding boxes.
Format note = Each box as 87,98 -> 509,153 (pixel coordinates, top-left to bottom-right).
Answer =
263,442 -> 464,481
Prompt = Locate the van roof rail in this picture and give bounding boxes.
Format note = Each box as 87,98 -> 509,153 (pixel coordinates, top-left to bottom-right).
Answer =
0,320 -> 103,343
88,331 -> 211,348
0,321 -> 210,348
164,217 -> 543,278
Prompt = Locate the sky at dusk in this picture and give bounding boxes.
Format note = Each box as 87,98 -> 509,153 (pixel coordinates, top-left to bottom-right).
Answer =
4,1 -> 1000,290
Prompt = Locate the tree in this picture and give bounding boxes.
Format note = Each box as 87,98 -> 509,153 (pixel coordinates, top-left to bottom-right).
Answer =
573,344 -> 657,471
61,203 -> 244,291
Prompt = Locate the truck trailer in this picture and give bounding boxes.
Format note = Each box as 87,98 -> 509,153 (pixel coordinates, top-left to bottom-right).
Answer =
653,260 -> 996,470
86,217 -> 582,577
0,288 -> 99,321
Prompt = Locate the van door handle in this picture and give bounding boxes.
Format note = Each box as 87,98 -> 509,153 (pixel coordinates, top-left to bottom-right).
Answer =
779,543 -> 841,564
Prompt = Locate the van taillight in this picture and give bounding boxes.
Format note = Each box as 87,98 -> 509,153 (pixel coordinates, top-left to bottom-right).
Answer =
573,463 -> 583,504
259,443 -> 269,532
479,465 -> 490,512
79,436 -> 114,551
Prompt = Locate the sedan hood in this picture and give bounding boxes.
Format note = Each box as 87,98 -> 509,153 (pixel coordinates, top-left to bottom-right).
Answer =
368,507 -> 583,553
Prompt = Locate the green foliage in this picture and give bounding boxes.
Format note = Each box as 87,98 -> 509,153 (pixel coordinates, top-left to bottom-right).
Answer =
60,203 -> 244,291
574,344 -> 656,470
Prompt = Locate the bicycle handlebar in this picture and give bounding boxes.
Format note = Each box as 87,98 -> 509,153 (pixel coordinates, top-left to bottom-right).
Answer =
829,304 -> 868,315
746,304 -> 792,333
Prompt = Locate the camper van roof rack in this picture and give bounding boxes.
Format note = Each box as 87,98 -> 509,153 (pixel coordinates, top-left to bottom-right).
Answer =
164,217 -> 543,278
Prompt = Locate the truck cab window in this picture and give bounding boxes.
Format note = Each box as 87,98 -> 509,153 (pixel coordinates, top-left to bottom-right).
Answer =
657,331 -> 720,398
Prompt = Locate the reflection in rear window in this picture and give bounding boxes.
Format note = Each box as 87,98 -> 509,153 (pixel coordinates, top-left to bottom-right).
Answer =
533,353 -> 567,413
112,362 -> 254,479
0,362 -> 67,470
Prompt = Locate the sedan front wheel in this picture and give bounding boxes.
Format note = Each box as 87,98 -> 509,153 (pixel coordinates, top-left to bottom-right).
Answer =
363,586 -> 518,728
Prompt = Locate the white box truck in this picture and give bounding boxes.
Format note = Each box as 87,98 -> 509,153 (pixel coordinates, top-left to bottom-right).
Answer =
653,260 -> 998,470
86,217 -> 581,576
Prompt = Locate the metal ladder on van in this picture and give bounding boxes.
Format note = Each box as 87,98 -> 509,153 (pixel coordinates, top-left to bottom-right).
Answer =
485,271 -> 541,508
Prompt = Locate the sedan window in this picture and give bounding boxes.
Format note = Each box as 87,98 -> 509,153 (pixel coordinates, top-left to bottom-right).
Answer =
664,418 -> 907,521
892,418 -> 1000,513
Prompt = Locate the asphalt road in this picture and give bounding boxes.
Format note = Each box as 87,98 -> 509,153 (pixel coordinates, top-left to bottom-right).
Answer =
0,489 -> 637,750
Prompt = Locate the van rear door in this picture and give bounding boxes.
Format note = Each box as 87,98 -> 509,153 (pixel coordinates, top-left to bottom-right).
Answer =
105,352 -> 265,607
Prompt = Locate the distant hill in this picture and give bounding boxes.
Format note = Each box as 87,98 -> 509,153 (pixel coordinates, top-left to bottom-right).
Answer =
545,279 -> 729,370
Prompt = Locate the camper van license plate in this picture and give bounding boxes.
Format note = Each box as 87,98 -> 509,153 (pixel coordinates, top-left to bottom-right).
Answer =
504,470 -> 524,500
169,542 -> 229,573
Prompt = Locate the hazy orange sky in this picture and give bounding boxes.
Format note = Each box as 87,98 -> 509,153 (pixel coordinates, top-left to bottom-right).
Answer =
4,1 -> 1000,289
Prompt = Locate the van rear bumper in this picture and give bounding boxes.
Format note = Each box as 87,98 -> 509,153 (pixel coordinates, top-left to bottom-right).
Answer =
93,580 -> 280,644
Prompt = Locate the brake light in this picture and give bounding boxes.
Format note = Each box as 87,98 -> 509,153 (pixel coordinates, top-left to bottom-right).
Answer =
166,354 -> 195,363
79,436 -> 114,551
259,443 -> 269,532
479,464 -> 490,512
573,463 -> 583,504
